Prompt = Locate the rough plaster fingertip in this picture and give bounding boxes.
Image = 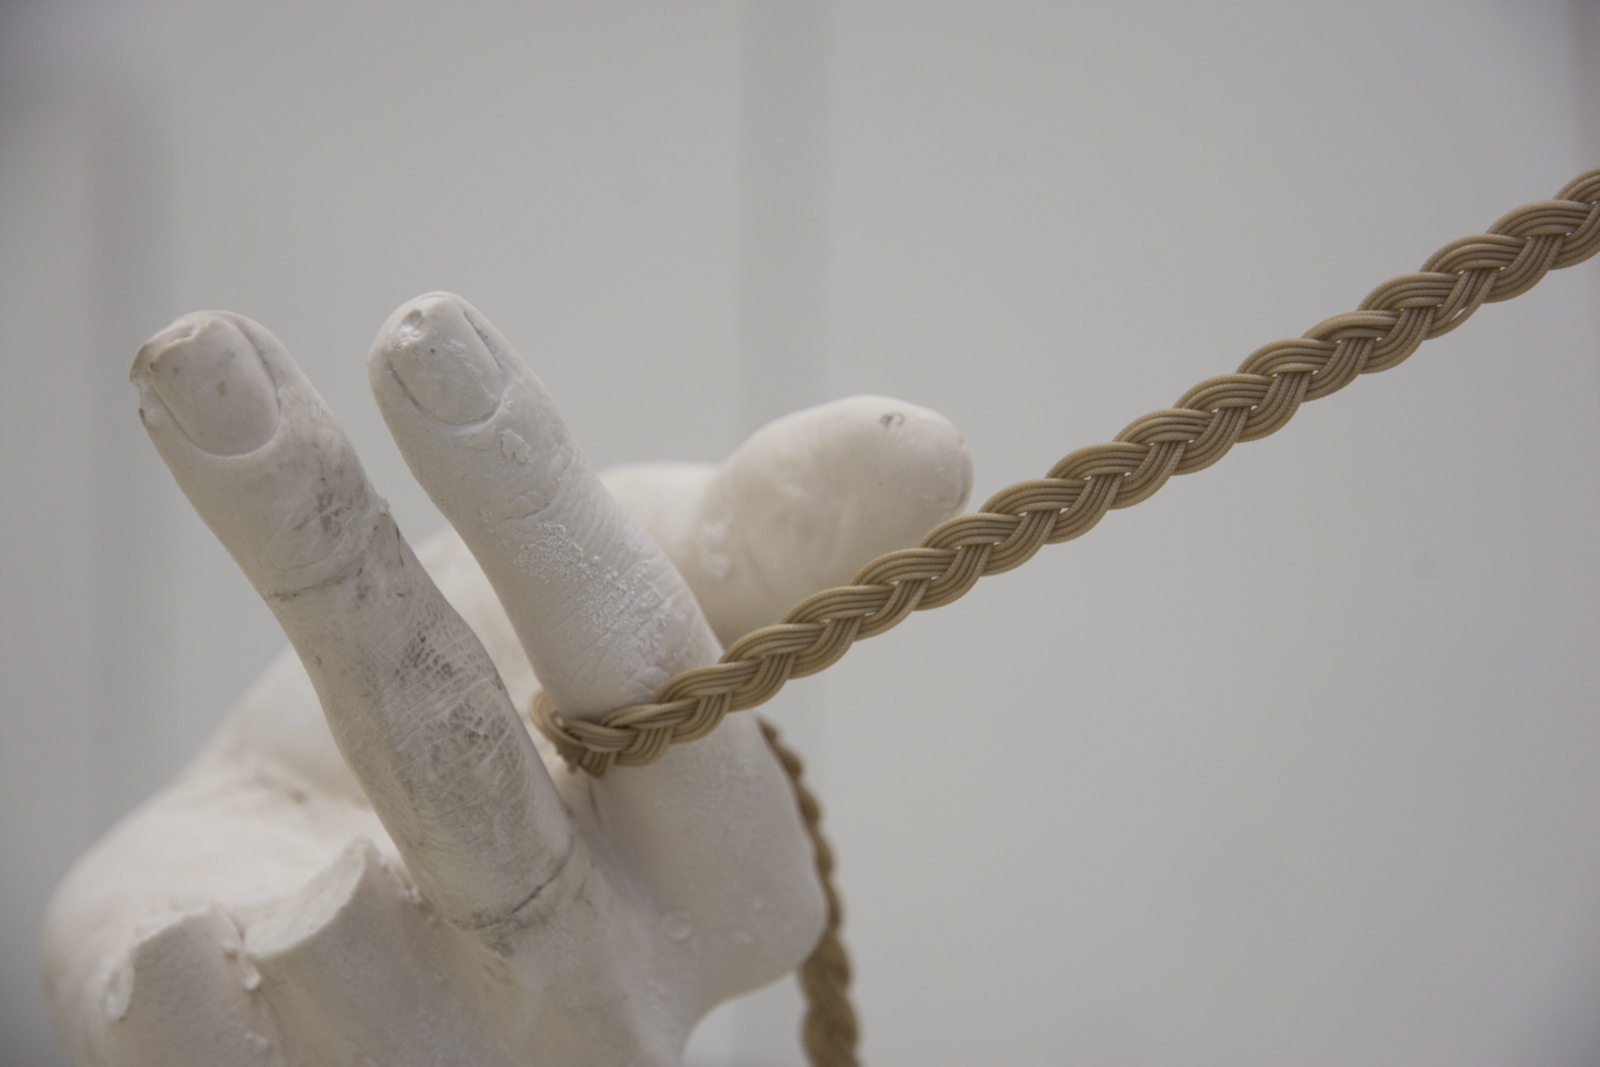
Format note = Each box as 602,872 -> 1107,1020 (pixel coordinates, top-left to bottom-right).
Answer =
134,314 -> 280,456
384,294 -> 505,425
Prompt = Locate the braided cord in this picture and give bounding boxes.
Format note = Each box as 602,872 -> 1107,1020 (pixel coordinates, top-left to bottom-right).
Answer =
760,719 -> 859,1067
532,169 -> 1600,1067
531,168 -> 1600,776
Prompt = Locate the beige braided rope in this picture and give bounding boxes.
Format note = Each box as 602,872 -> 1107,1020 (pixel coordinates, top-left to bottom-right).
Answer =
532,168 -> 1600,1067
531,168 -> 1600,775
759,719 -> 859,1067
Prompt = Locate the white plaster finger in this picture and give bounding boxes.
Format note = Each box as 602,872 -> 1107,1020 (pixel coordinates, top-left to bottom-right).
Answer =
131,313 -> 573,930
367,292 -> 721,717
369,295 -> 826,1000
602,395 -> 974,644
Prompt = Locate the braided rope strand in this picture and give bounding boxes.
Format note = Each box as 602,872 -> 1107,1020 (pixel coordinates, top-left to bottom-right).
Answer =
759,719 -> 860,1067
531,168 -> 1600,777
528,169 -> 1600,1067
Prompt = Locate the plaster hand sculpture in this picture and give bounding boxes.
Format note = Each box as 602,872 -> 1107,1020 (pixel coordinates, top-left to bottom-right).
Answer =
40,293 -> 972,1067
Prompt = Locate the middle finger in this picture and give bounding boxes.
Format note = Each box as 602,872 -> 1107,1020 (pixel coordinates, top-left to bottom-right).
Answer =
366,292 -> 722,719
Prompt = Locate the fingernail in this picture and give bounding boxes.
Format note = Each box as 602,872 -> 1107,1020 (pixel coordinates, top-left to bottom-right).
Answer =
386,294 -> 503,424
137,315 -> 279,455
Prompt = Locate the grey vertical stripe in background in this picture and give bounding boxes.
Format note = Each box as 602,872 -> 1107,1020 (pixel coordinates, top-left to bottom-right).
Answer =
738,0 -> 832,437
723,3 -> 834,1065
89,93 -> 183,826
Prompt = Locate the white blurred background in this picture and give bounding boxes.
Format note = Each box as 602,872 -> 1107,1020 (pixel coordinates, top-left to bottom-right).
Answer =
4,2 -> 1600,1064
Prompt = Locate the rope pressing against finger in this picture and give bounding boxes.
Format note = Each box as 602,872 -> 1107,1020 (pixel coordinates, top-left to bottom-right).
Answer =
531,167 -> 1600,1067
533,168 -> 1600,772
